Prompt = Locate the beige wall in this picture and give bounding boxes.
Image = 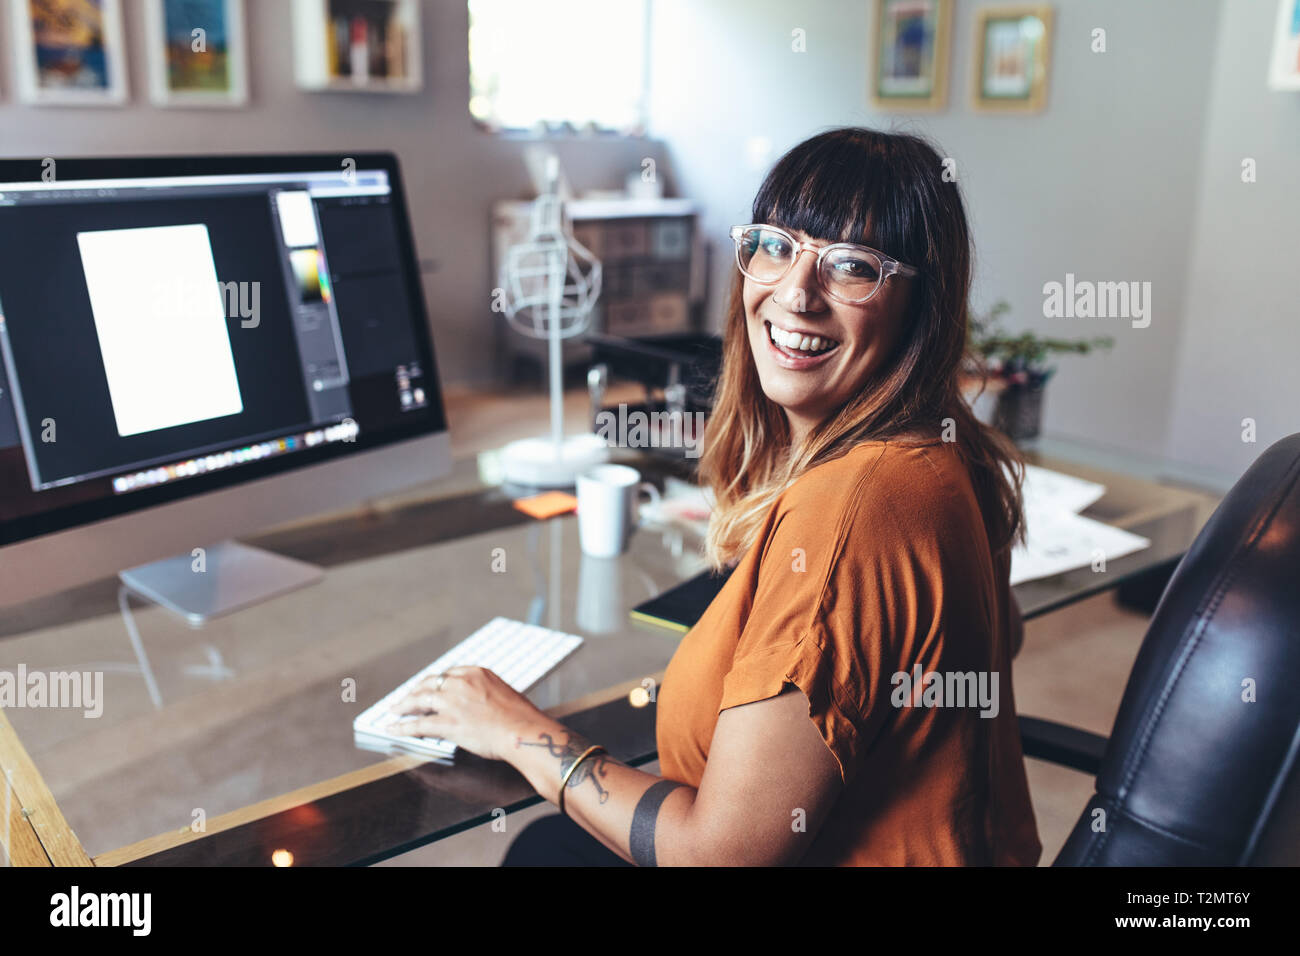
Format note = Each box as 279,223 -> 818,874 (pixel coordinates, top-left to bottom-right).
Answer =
645,0 -> 1232,476
1163,0 -> 1300,487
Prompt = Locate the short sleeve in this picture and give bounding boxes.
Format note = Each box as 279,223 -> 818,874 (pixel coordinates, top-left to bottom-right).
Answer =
716,448 -> 938,785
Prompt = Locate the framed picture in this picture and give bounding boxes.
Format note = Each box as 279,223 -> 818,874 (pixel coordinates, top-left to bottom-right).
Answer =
1269,0 -> 1300,91
870,0 -> 952,111
972,5 -> 1053,113
292,0 -> 423,94
10,0 -> 129,106
146,0 -> 249,107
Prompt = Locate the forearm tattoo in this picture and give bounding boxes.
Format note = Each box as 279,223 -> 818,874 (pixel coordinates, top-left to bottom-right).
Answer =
629,780 -> 684,867
517,731 -> 613,805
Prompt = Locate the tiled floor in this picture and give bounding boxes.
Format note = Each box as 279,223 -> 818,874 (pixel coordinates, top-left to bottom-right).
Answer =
379,589 -> 1148,866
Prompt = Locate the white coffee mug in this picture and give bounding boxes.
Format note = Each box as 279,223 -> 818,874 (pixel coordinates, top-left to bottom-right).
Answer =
576,464 -> 661,558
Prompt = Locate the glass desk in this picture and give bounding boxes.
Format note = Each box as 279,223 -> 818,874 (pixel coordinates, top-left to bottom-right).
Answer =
0,448 -> 1216,866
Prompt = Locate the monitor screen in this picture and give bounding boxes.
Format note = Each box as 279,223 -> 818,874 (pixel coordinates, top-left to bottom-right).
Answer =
0,154 -> 446,548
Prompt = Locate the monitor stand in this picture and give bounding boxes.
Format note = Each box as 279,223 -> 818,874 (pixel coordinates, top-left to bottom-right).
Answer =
119,540 -> 324,627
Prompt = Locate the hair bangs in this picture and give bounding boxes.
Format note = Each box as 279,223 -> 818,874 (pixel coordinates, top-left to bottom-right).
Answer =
750,131 -> 914,263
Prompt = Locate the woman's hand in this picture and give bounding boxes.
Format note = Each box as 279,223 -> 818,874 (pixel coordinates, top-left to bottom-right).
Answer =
383,666 -> 552,762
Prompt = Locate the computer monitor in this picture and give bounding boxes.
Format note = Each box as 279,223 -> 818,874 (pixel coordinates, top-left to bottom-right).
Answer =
0,153 -> 451,621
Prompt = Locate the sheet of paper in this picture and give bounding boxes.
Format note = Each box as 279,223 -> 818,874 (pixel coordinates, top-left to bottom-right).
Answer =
1021,463 -> 1107,516
1011,508 -> 1151,585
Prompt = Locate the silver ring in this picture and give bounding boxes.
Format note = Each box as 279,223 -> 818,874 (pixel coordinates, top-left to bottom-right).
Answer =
431,673 -> 447,692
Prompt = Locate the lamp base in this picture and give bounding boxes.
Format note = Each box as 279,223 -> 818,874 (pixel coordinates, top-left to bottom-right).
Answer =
499,433 -> 610,489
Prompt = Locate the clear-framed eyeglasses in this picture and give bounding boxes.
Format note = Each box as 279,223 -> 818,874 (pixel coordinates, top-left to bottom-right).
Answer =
729,223 -> 920,306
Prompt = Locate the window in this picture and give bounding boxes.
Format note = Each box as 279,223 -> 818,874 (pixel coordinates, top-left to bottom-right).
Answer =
468,0 -> 649,133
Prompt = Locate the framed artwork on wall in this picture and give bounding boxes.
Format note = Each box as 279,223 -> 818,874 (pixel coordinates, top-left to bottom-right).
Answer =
1269,0 -> 1300,90
145,0 -> 249,107
870,0 -> 952,112
10,0 -> 129,106
972,5 -> 1053,113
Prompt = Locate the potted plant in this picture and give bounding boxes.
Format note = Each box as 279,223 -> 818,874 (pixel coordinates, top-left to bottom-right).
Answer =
963,300 -> 1114,442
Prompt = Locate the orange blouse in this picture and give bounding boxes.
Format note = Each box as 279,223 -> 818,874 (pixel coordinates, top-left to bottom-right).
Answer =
656,440 -> 1042,865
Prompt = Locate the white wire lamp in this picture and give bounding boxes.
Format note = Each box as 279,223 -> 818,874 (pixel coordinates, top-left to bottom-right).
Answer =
497,155 -> 609,486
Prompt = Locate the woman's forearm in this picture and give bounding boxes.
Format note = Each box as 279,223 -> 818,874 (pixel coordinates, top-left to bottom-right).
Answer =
506,715 -> 699,865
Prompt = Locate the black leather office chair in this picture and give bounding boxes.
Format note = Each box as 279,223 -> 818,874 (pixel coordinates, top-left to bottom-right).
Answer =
1019,433 -> 1300,865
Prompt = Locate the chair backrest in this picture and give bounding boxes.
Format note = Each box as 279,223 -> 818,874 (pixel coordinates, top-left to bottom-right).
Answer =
1055,434 -> 1300,865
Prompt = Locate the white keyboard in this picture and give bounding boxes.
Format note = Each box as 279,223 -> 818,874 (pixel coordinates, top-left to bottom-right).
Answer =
353,617 -> 584,760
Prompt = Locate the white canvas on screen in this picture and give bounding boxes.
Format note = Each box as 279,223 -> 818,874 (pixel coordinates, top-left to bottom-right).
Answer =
78,224 -> 244,438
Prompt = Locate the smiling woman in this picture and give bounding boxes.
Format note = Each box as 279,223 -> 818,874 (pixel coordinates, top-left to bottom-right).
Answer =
675,127 -> 1040,864
393,127 -> 1040,867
